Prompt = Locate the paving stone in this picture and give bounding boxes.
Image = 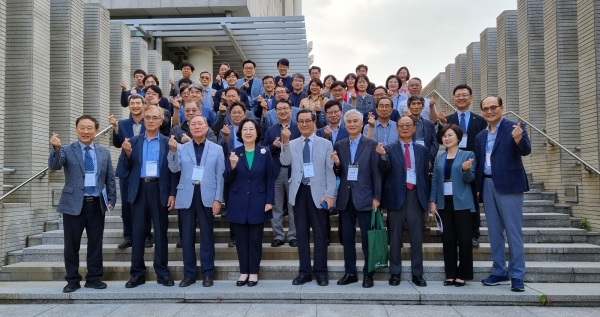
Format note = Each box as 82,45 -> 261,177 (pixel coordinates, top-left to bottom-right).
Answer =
175,303 -> 251,317
0,304 -> 59,317
416,282 -> 541,305
38,304 -> 122,317
70,281 -> 186,301
452,306 -> 535,316
0,281 -> 69,300
525,283 -> 600,303
317,304 -> 388,317
523,306 -> 600,317
246,303 -> 316,317
300,281 -> 420,302
385,304 -> 461,317
184,280 -> 301,301
105,303 -> 186,317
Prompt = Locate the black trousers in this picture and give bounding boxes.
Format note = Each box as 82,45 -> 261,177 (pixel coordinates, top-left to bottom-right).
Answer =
469,180 -> 481,239
294,184 -> 328,276
233,222 -> 264,274
63,198 -> 105,284
439,196 -> 474,280
223,182 -> 236,241
120,176 -> 152,242
181,185 -> 216,278
130,181 -> 170,278
340,191 -> 373,276
388,188 -> 424,276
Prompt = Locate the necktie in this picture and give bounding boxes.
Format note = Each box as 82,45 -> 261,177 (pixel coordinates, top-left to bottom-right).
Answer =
404,143 -> 414,190
459,113 -> 467,132
302,138 -> 310,185
84,146 -> 95,195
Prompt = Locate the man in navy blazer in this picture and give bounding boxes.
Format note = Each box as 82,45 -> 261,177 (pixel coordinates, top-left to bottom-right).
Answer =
237,60 -> 265,111
122,106 -> 177,289
378,116 -> 430,287
316,100 -> 349,144
475,96 -> 531,292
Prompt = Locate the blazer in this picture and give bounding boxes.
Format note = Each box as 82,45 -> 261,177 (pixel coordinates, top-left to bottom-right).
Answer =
440,111 -> 487,151
170,122 -> 217,144
218,124 -> 237,157
333,136 -> 382,211
236,78 -> 265,109
475,118 -> 531,198
113,118 -> 146,179
280,135 -> 336,208
429,150 -> 476,212
48,142 -> 117,216
413,117 -> 439,165
124,133 -> 178,207
212,89 -> 251,113
316,125 -> 349,144
168,140 -> 225,209
379,142 -> 429,211
212,109 -> 257,133
224,145 -> 275,224
260,107 -> 301,134
263,122 -> 301,174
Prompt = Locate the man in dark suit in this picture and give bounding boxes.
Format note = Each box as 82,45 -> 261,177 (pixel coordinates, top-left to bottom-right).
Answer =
122,105 -> 177,288
48,115 -> 117,293
108,94 -> 152,249
377,116 -> 429,287
330,109 -> 382,288
362,86 -> 401,126
438,84 -> 488,247
476,96 -> 531,292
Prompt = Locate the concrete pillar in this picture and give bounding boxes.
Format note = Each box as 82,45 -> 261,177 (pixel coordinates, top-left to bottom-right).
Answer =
130,37 -> 148,88
543,0 -> 581,193
110,21 -> 131,119
455,53 -> 467,85
155,37 -> 162,55
497,10 -> 519,111
293,0 -> 303,15
444,64 -> 456,109
4,0 -> 51,203
480,28 -> 499,97
187,47 -> 213,81
147,50 -> 162,85
466,42 -> 482,107
0,0 -> 5,190
162,61 -> 174,96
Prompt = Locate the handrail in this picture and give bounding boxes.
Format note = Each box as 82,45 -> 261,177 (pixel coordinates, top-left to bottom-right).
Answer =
426,89 -> 458,113
0,125 -> 113,202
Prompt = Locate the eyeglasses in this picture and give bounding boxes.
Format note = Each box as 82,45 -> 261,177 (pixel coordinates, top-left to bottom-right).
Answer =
481,105 -> 501,113
144,115 -> 162,121
374,93 -> 387,98
326,110 -> 341,115
398,124 -> 414,129
454,94 -> 471,98
297,119 -> 313,125
331,88 -> 345,93
276,107 -> 290,112
200,76 -> 210,80
184,109 -> 199,113
231,111 -> 245,115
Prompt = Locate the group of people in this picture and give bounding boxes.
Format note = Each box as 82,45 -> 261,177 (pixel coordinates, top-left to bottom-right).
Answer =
48,58 -> 531,294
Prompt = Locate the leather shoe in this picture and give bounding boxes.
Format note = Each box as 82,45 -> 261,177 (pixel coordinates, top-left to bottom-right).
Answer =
271,239 -> 284,247
292,274 -> 312,285
454,280 -> 466,287
125,276 -> 145,288
362,276 -> 374,288
145,240 -> 153,248
117,240 -> 132,249
179,278 -> 196,287
236,277 -> 248,287
202,276 -> 214,287
337,274 -> 358,285
472,238 -> 480,248
84,280 -> 107,289
412,275 -> 427,287
443,279 -> 456,286
389,274 -> 400,286
317,275 -> 329,286
247,280 -> 258,287
62,282 -> 80,293
289,239 -> 298,247
157,275 -> 174,287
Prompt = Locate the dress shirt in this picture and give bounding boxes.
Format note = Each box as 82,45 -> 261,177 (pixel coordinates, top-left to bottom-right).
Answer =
244,78 -> 254,96
232,125 -> 243,148
300,133 -> 315,161
391,93 -> 408,110
397,98 -> 436,121
330,125 -> 341,144
290,91 -> 307,108
362,120 -> 399,146
483,120 -> 501,175
414,116 -> 425,142
141,133 -> 160,178
349,136 -> 361,164
132,120 -> 143,136
457,109 -> 471,131
399,141 -> 415,170
79,141 -> 99,196
193,140 -> 206,166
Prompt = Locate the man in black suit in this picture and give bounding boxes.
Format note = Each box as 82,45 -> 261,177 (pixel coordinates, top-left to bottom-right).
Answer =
437,84 -> 487,247
330,109 -> 382,288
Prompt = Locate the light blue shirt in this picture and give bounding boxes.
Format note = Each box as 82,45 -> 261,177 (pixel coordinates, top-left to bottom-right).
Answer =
398,97 -> 436,121
391,94 -> 408,110
484,120 -> 501,175
399,141 -> 415,170
457,109 -> 471,131
349,136 -> 361,164
79,141 -> 99,197
330,125 -> 340,144
232,125 -> 243,148
203,87 -> 216,110
363,120 -> 399,146
141,133 -> 160,178
300,133 -> 315,161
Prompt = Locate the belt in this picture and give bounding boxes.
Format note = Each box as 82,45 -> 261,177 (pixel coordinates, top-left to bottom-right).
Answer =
484,175 -> 493,179
143,178 -> 159,183
84,196 -> 99,202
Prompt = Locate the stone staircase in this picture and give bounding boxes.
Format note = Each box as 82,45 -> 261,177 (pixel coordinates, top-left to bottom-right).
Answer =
2,178 -> 600,284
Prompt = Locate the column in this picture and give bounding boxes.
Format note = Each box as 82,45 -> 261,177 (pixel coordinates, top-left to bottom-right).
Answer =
466,42 -> 482,107
455,53 -> 467,85
187,47 -> 213,81
162,60 -> 174,96
497,10 -> 519,110
0,0 -> 5,191
147,50 -> 162,85
110,21 -> 130,118
444,64 -> 455,108
130,37 -> 148,88
480,28 -> 498,97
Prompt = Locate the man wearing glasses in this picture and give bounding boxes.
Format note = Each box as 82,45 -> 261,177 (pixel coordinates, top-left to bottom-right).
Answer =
362,86 -> 401,126
237,60 -> 265,111
260,86 -> 300,132
363,97 -> 399,146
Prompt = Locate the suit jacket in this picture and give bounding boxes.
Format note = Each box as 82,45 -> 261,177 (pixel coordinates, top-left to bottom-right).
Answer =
237,78 -> 265,109
168,140 -> 225,209
429,150 -> 476,212
260,107 -> 301,134
263,122 -> 301,174
212,89 -> 251,113
124,133 -> 178,207
475,118 -> 531,198
280,135 -> 336,208
224,145 -> 275,224
333,136 -> 382,211
413,118 -> 439,165
218,124 -> 237,157
113,118 -> 146,179
212,109 -> 257,133
316,124 -> 349,144
440,111 -> 487,151
378,141 -> 429,211
48,142 -> 117,216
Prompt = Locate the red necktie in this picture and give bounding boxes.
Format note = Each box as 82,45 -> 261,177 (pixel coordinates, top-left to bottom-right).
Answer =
404,143 -> 414,190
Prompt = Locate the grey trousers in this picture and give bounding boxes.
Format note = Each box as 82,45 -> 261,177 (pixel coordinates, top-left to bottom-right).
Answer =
272,167 -> 296,241
388,188 -> 424,276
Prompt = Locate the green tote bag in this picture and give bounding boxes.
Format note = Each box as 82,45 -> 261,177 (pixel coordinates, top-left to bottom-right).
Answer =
368,208 -> 389,272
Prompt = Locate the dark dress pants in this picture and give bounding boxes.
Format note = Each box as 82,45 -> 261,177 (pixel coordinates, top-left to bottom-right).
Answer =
223,182 -> 236,241
63,198 -> 105,283
181,185 -> 216,278
294,184 -> 328,276
470,180 -> 481,240
233,222 -> 264,274
130,181 -> 170,278
120,176 -> 152,242
340,190 -> 373,277
439,196 -> 474,280
388,188 -> 424,276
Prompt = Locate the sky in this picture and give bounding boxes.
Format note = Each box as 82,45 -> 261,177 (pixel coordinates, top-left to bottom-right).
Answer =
302,0 -> 517,87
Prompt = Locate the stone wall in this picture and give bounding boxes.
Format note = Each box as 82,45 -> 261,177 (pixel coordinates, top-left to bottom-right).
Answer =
109,21 -> 130,119
130,37 -> 148,89
480,28 -> 498,97
466,42 -> 482,107
455,53 -> 467,85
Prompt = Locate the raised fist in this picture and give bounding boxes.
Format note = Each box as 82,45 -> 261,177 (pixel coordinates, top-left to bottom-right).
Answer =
376,142 -> 386,156
168,135 -> 178,152
216,74 -> 222,83
242,80 -> 250,90
120,80 -> 127,91
273,136 -> 281,148
122,138 -> 132,157
170,96 -> 180,109
462,158 -> 473,171
108,114 -> 118,127
50,133 -> 61,150
169,77 -> 174,87
350,91 -> 357,99
368,112 -> 376,127
330,150 -> 340,166
438,109 -> 447,124
229,151 -> 239,169
323,125 -> 332,139
181,133 -> 192,144
281,125 -> 291,144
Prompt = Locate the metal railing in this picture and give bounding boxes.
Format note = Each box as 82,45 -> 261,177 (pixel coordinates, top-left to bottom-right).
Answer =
0,126 -> 113,202
425,90 -> 600,176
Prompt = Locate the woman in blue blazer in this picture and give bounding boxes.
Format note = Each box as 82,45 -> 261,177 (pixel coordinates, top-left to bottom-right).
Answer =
429,124 -> 476,287
224,118 -> 275,287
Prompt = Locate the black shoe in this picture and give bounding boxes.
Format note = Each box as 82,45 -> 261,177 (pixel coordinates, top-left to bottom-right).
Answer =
472,238 -> 480,248
62,282 -> 80,293
362,276 -> 374,288
157,275 -> 174,287
454,280 -> 466,287
389,274 -> 400,286
248,279 -> 258,287
443,279 -> 456,286
145,240 -> 153,248
179,278 -> 196,287
337,274 -> 358,285
84,280 -> 107,289
292,274 -> 312,285
125,276 -> 145,288
317,275 -> 329,286
412,275 -> 427,287
271,239 -> 284,247
228,240 -> 236,247
203,276 -> 214,287
176,239 -> 182,248
288,239 -> 298,247
236,276 -> 248,287
422,225 -> 431,231
117,240 -> 132,249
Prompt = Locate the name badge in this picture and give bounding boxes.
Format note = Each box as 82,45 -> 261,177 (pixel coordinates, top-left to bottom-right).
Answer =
146,161 -> 158,177
444,181 -> 453,195
459,136 -> 468,148
416,140 -> 425,146
85,172 -> 96,187
192,166 -> 204,181
303,162 -> 315,178
347,165 -> 359,181
406,169 -> 416,185
485,152 -> 491,168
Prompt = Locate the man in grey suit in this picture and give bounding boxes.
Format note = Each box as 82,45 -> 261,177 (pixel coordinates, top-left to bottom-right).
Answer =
168,115 -> 225,288
280,109 -> 336,286
331,109 -> 382,288
48,115 -> 117,293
